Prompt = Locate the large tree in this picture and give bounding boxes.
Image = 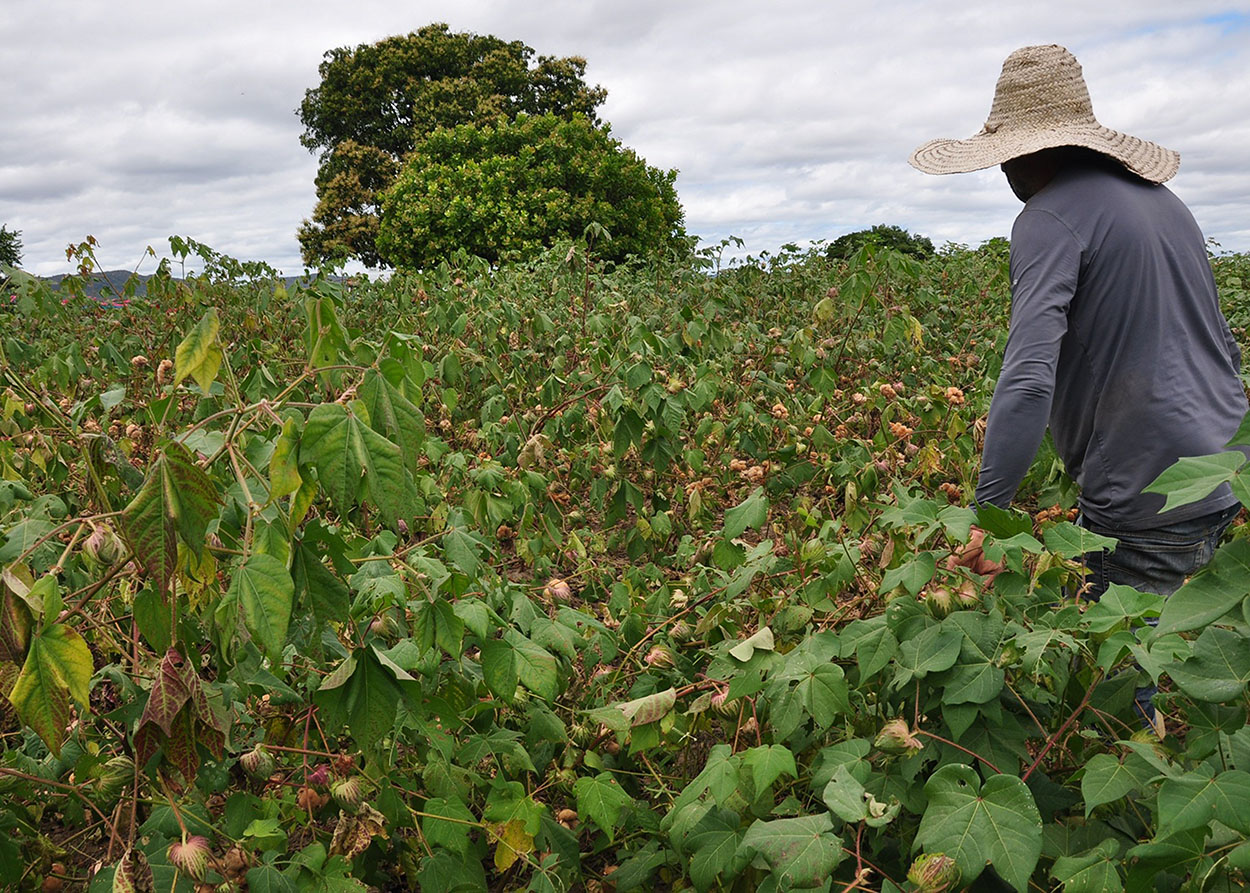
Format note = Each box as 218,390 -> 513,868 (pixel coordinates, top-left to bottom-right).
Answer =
377,113 -> 684,269
0,225 -> 22,268
297,24 -> 607,267
826,224 -> 934,261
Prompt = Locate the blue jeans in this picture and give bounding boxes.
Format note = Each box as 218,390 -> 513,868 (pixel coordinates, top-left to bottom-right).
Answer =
1078,503 -> 1241,599
1078,503 -> 1240,728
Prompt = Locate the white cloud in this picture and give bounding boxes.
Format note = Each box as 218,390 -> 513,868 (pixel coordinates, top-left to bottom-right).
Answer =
2,0 -> 1248,276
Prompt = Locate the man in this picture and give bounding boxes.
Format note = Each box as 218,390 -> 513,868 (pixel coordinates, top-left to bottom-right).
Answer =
910,45 -> 1246,600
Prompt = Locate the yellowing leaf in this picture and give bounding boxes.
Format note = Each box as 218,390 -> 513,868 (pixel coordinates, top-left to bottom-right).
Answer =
174,308 -> 223,394
268,416 -> 303,500
9,622 -> 94,755
491,819 -> 533,872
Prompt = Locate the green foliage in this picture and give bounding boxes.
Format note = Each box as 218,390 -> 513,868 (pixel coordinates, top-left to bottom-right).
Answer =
377,112 -> 684,268
297,23 -> 607,266
826,224 -> 935,261
0,225 -> 21,269
1,238 -> 1250,890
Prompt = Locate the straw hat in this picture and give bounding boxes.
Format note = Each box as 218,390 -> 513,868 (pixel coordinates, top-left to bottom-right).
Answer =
910,44 -> 1180,183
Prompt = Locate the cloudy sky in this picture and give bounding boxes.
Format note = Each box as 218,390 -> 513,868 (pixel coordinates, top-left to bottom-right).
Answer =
3,1 -> 1249,276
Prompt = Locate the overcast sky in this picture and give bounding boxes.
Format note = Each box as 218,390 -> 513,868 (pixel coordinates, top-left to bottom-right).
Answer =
3,1 -> 1249,277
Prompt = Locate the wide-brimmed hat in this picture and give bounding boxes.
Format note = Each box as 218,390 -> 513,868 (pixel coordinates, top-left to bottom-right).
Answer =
910,44 -> 1180,183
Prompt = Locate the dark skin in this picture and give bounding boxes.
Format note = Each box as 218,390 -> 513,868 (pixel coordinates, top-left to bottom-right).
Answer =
1001,150 -> 1064,202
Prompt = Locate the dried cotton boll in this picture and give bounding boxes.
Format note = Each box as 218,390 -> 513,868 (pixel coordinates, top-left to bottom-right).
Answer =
156,358 -> 174,386
544,578 -> 573,604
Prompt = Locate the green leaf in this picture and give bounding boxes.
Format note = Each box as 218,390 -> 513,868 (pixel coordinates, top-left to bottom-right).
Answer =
9,622 -> 94,756
314,648 -> 404,752
879,551 -> 937,596
1081,585 -> 1162,634
840,616 -> 897,680
1158,767 -> 1250,835
723,487 -> 768,539
480,637 -> 518,700
1050,839 -> 1122,893
1042,522 -> 1118,559
121,441 -> 221,594
1080,752 -> 1154,815
100,384 -> 126,411
1166,626 -> 1250,702
305,294 -> 349,370
1154,539 -> 1250,635
916,764 -> 1043,891
742,744 -> 796,793
684,807 -> 749,892
1143,450 -> 1245,512
796,662 -> 850,726
268,416 -> 303,500
893,623 -> 962,685
443,526 -> 483,577
729,626 -> 775,662
174,308 -> 223,394
739,814 -> 844,887
574,772 -> 635,842
227,554 -> 295,662
246,863 -> 295,893
300,403 -> 412,527
412,598 -> 464,657
1225,410 -> 1250,447
822,765 -> 900,827
503,630 -> 560,701
975,502 -> 1034,538
1124,828 -> 1206,884
421,796 -> 477,856
359,368 -> 425,471
291,541 -> 349,624
613,408 -> 644,458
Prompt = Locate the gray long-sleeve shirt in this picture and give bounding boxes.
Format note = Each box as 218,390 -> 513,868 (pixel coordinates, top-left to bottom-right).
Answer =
975,162 -> 1247,530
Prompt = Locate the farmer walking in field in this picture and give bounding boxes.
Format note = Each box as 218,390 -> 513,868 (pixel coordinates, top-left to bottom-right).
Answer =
910,45 -> 1246,602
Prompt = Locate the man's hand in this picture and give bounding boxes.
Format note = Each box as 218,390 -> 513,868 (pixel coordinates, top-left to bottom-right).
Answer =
947,525 -> 1007,581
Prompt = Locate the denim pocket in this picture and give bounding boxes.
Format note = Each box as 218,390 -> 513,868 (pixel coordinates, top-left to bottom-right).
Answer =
1085,504 -> 1239,597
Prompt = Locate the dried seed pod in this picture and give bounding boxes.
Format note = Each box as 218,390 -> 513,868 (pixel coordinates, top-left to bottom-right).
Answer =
544,577 -> 573,604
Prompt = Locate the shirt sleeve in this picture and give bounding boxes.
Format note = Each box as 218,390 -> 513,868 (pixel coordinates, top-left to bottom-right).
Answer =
974,208 -> 1081,508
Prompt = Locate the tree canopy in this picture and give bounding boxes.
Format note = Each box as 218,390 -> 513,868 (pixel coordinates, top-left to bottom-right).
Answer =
377,113 -> 685,269
0,225 -> 22,269
826,224 -> 935,261
297,24 -> 608,267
